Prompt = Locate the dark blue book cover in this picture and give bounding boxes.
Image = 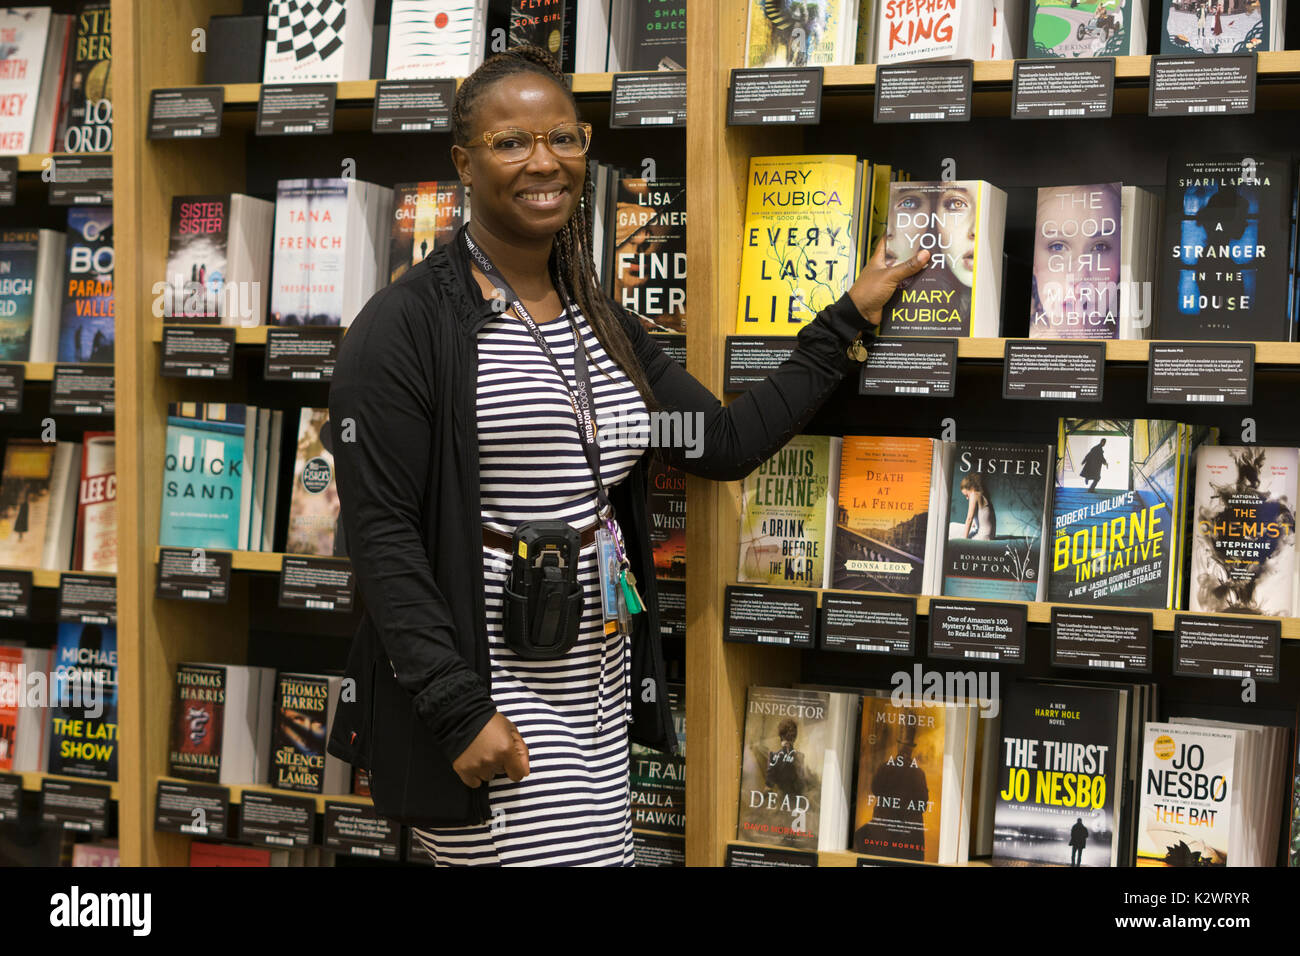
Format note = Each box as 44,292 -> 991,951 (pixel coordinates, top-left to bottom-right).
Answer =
57,206 -> 114,363
47,620 -> 118,780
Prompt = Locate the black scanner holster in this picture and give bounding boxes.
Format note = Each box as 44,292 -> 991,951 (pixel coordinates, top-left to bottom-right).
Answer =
502,521 -> 583,660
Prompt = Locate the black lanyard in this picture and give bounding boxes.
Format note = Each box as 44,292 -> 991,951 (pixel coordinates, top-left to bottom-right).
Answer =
464,229 -> 612,518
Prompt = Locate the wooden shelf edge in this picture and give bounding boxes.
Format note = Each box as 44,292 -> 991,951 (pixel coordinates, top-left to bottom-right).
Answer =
20,770 -> 119,800
217,72 -> 616,107
152,547 -> 285,573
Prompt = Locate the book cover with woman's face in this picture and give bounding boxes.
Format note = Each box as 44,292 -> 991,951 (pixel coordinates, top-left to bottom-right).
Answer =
1031,184 -> 1122,339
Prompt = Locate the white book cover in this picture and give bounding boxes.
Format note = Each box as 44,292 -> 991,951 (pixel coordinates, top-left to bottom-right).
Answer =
876,0 -> 972,64
264,0 -> 376,83
387,0 -> 485,78
40,440 -> 79,571
1137,722 -> 1236,866
0,7 -> 52,155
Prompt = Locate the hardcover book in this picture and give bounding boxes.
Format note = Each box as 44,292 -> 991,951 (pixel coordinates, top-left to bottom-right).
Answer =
1156,153 -> 1293,341
879,180 -> 1007,338
0,7 -> 70,154
72,432 -> 115,573
285,408 -> 345,558
939,442 -> 1054,602
993,681 -> 1128,867
57,206 -> 113,363
168,663 -> 227,783
159,403 -> 247,551
0,439 -> 57,569
738,434 -> 842,588
627,0 -> 686,71
876,0 -> 1004,64
388,181 -> 466,284
735,155 -> 861,334
610,176 -> 686,334
1049,418 -> 1182,609
47,620 -> 118,781
386,0 -> 487,79
271,671 -> 347,793
1031,183 -> 1123,339
647,457 -> 685,580
0,229 -> 56,361
1029,0 -> 1146,58
60,1 -> 111,153
631,683 -> 685,834
1160,0 -> 1279,54
745,0 -> 858,67
1136,722 -> 1235,866
263,0 -> 376,83
737,685 -> 858,851
161,194 -> 274,326
1189,445 -> 1298,617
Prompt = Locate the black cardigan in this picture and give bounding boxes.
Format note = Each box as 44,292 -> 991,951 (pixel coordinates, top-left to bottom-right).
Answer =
325,227 -> 877,826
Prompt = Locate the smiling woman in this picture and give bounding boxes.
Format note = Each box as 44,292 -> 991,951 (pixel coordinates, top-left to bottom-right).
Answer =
324,44 -> 929,868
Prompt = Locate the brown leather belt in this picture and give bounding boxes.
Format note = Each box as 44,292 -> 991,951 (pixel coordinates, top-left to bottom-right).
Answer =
482,524 -> 600,553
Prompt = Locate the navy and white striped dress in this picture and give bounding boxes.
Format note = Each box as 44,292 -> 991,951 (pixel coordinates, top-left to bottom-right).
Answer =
411,304 -> 649,866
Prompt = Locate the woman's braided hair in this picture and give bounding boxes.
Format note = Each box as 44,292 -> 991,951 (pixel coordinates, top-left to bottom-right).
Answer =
452,44 -> 659,412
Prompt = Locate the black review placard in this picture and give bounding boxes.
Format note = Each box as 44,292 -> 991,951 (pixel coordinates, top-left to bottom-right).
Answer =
1012,58 -> 1115,120
610,71 -> 687,128
0,156 -> 16,206
40,779 -> 110,833
1173,614 -> 1280,683
155,780 -> 230,837
1050,607 -> 1153,674
633,831 -> 685,867
239,791 -> 316,848
58,573 -> 116,625
50,364 -> 114,416
725,844 -> 818,867
156,547 -> 232,603
928,599 -> 1027,664
372,79 -> 456,133
820,593 -> 915,656
724,336 -> 796,392
656,578 -> 686,639
324,802 -> 401,860
46,154 -> 113,206
858,338 -> 958,398
147,86 -> 225,139
257,83 -> 337,136
1147,342 -> 1254,406
0,363 -> 25,414
0,569 -> 33,620
264,327 -> 342,381
1003,340 -> 1104,403
727,67 -> 823,126
160,326 -> 236,380
723,586 -> 817,648
875,61 -> 973,124
0,772 -> 19,821
278,556 -> 355,613
1150,54 -> 1256,117
654,332 -> 686,367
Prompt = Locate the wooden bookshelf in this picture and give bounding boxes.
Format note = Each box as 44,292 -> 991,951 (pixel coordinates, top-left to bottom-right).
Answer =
217,72 -> 618,107
0,566 -> 91,589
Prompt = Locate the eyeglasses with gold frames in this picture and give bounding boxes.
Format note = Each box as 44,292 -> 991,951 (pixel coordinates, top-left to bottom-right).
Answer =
464,122 -> 593,164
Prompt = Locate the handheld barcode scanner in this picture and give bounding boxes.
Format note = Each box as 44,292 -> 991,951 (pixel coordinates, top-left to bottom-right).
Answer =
503,520 -> 583,660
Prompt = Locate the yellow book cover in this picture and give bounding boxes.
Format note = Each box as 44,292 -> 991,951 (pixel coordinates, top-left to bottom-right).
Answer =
852,696 -> 945,863
745,0 -> 852,68
868,163 -> 892,257
735,155 -> 861,335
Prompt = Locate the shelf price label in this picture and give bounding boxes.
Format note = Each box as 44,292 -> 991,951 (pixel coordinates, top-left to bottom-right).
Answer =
257,83 -> 336,136
0,569 -> 33,620
1150,53 -> 1256,117
160,327 -> 237,380
1012,58 -> 1115,120
264,327 -> 342,381
1003,340 -> 1105,403
1050,607 -> 1153,674
46,154 -> 113,206
147,87 -> 225,139
58,573 -> 116,626
1174,615 -> 1280,683
1146,342 -> 1254,406
928,599 -> 1027,664
820,593 -> 916,656
41,779 -> 111,834
632,832 -> 686,868
372,79 -> 455,133
0,363 -> 23,414
723,337 -> 797,392
50,364 -> 114,416
727,67 -> 823,126
324,802 -> 401,860
857,338 -> 958,398
723,586 -> 817,648
239,791 -> 317,848
0,773 -> 19,821
156,547 -> 232,604
725,844 -> 818,867
610,71 -> 687,128
0,156 -> 16,206
875,61 -> 973,124
155,780 -> 231,837
278,556 -> 355,613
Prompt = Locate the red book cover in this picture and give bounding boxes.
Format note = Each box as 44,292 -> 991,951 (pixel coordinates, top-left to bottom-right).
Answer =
353,766 -> 371,797
0,645 -> 22,771
72,431 -> 115,572
168,663 -> 226,782
190,841 -> 273,867
647,458 -> 686,579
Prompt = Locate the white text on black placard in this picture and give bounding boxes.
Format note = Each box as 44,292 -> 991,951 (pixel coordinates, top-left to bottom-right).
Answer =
240,791 -> 316,848
858,338 -> 958,397
1150,54 -> 1256,116
0,363 -> 23,413
1003,340 -> 1104,402
654,332 -> 686,368
656,578 -> 686,639
1050,607 -> 1153,674
724,336 -> 797,392
155,780 -> 230,837
1147,342 -> 1253,405
0,773 -> 20,821
156,547 -> 232,603
324,802 -> 401,860
41,779 -> 110,833
257,83 -> 336,136
1174,615 -> 1280,683
727,67 -> 823,126
0,569 -> 33,620
723,586 -> 816,648
58,574 -> 116,625
611,72 -> 687,128
820,593 -> 915,656
928,600 -> 1027,663
0,157 -> 17,206
148,87 -> 225,139
50,364 -> 114,416
372,79 -> 456,133
160,326 -> 236,380
632,831 -> 686,868
264,327 -> 341,381
278,556 -> 355,613
46,154 -> 113,206
1012,59 -> 1114,120
725,844 -> 818,867
875,62 -> 973,123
